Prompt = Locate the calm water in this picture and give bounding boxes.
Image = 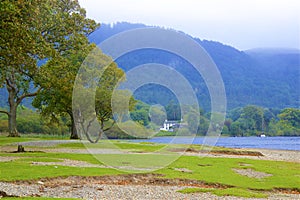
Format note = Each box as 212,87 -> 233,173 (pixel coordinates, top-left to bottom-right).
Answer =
130,136 -> 300,151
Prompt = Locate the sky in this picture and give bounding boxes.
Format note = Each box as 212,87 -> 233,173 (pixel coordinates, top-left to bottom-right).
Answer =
79,0 -> 300,50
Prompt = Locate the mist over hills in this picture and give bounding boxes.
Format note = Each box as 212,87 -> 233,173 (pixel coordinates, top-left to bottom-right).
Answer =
1,22 -> 299,111
89,22 -> 300,110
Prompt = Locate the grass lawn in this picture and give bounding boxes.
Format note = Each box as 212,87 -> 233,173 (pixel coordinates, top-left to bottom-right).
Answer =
0,135 -> 299,199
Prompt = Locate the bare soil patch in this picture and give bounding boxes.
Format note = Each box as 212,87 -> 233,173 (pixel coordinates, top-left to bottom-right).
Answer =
30,159 -> 106,168
171,147 -> 264,156
13,174 -> 229,189
233,168 -> 273,179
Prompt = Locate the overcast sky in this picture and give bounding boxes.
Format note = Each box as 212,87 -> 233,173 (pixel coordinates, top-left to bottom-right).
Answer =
79,0 -> 300,50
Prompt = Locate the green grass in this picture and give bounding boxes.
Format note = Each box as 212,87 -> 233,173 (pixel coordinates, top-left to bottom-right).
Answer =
178,187 -> 215,193
1,136 -> 300,198
0,137 -> 37,146
93,153 -> 179,172
0,135 -> 68,147
178,187 -> 268,198
155,131 -> 177,136
1,151 -> 299,191
114,142 -> 167,152
57,140 -> 168,153
0,152 -> 102,164
0,158 -> 123,181
157,156 -> 300,190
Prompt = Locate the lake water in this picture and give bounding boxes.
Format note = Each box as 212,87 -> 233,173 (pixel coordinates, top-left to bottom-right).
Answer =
130,136 -> 300,151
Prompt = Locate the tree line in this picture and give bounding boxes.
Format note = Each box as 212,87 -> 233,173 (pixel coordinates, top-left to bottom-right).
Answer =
1,1 -> 299,139
1,103 -> 299,137
130,103 -> 300,137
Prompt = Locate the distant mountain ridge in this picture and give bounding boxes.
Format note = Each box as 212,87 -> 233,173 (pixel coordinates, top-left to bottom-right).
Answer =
1,22 -> 299,110
89,22 -> 300,110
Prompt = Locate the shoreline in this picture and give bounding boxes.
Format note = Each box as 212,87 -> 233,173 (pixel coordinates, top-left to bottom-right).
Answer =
1,140 -> 300,200
2,145 -> 299,164
129,136 -> 300,152
184,147 -> 300,163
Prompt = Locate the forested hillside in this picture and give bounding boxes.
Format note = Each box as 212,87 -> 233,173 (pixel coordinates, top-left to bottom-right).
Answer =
88,22 -> 300,110
1,22 -> 298,110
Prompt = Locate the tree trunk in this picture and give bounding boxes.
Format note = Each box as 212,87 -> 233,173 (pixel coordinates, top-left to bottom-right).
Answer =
5,73 -> 40,137
70,113 -> 79,139
8,104 -> 19,137
7,83 -> 19,137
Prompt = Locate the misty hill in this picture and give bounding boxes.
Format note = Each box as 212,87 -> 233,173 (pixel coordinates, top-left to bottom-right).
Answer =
1,22 -> 299,110
88,22 -> 300,110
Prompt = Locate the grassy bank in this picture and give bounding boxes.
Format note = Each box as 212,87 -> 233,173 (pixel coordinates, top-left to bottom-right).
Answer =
0,136 -> 299,199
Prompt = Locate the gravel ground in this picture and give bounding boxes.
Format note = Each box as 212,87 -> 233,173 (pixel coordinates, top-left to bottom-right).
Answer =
1,181 -> 299,200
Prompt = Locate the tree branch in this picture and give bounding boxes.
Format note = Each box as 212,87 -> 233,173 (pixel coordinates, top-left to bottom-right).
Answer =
5,78 -> 15,91
16,87 -> 41,105
0,110 -> 9,116
103,120 -> 115,132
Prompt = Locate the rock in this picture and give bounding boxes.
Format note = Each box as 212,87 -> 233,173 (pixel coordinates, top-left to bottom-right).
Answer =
37,181 -> 44,185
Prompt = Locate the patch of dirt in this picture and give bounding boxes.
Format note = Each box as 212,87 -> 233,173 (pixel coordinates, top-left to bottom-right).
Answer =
0,156 -> 20,162
173,168 -> 193,173
233,168 -> 273,179
170,148 -> 264,156
13,174 -> 229,189
211,150 -> 264,156
275,188 -> 300,194
9,174 -> 300,195
30,159 -> 106,168
238,162 -> 253,167
198,163 -> 212,167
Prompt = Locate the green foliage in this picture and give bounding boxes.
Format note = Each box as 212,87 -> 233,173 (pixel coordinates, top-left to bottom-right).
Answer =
130,101 -> 150,126
225,105 -> 300,136
148,105 -> 167,126
95,62 -> 127,126
276,108 -> 300,136
0,107 -> 69,135
166,100 -> 181,120
0,0 -> 98,136
155,130 -> 177,136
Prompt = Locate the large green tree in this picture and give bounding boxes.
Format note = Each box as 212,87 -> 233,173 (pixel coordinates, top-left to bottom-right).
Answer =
33,44 -> 95,139
276,108 -> 300,136
71,48 -> 136,142
239,105 -> 264,135
0,0 -> 97,136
